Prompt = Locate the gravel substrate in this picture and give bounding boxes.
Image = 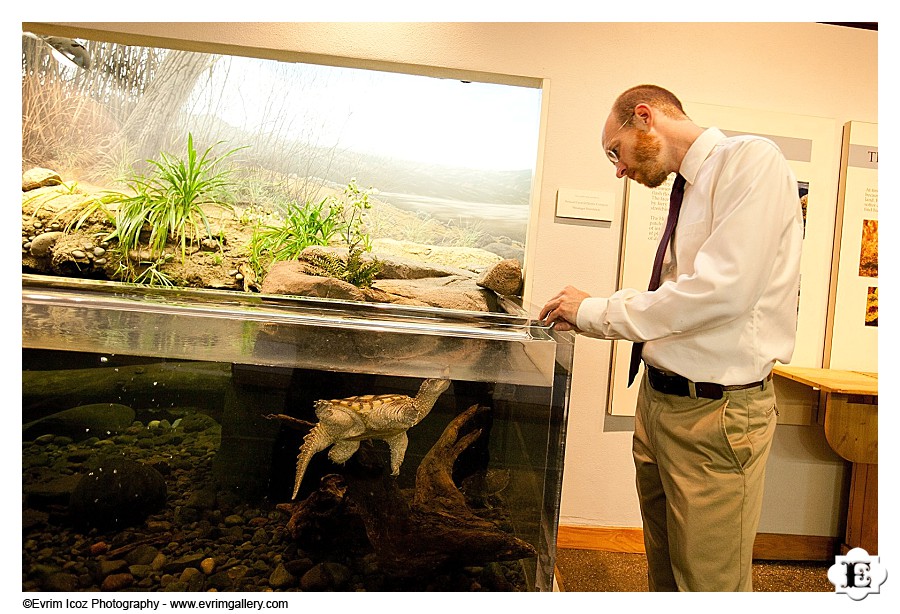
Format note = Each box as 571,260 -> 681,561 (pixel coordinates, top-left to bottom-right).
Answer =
22,408 -> 528,592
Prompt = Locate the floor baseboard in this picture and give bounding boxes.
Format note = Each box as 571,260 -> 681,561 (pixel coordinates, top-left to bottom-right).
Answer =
557,525 -> 839,561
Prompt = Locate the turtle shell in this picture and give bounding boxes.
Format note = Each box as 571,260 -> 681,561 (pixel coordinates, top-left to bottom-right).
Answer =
327,393 -> 413,413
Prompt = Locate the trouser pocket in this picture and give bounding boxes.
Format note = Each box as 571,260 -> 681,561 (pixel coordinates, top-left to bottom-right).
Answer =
721,386 -> 777,471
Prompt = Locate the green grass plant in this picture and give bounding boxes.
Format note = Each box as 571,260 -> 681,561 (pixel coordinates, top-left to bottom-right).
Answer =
249,179 -> 380,287
110,133 -> 246,262
249,196 -> 342,278
111,253 -> 176,287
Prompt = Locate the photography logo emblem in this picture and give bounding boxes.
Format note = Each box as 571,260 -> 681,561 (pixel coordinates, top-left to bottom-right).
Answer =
827,547 -> 887,600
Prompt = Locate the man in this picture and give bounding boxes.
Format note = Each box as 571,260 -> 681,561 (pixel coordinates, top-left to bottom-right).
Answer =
540,84 -> 802,591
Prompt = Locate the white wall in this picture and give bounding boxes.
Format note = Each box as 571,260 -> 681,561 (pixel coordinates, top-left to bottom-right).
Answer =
32,21 -> 877,536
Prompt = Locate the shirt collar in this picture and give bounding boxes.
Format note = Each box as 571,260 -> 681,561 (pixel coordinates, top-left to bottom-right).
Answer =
679,127 -> 726,186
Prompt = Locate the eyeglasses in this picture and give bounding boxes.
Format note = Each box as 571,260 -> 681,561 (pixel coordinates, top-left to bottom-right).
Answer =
604,112 -> 635,164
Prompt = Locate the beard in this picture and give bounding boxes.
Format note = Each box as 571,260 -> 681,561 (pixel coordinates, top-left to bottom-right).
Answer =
631,131 -> 670,188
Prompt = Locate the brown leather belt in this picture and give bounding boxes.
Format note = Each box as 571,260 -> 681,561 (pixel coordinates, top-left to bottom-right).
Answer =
647,366 -> 771,400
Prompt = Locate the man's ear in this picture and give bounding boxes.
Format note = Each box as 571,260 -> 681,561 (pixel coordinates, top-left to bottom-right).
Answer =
633,103 -> 653,131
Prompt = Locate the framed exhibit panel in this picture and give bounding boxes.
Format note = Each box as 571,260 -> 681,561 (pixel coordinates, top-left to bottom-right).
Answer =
825,121 -> 878,372
607,103 -> 838,416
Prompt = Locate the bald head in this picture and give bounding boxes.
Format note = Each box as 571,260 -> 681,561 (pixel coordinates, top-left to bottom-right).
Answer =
610,84 -> 689,125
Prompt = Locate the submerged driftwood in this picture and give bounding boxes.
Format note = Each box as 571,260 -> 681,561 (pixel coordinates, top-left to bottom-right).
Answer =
275,404 -> 535,576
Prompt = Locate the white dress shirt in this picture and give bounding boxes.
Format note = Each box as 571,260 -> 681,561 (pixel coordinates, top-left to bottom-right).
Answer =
576,127 -> 803,385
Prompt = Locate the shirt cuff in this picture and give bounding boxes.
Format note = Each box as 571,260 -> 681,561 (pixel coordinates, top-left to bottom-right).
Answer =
576,296 -> 611,336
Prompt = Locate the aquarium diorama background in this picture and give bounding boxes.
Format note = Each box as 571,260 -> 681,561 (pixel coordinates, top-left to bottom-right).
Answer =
23,348 -> 567,592
22,30 -> 541,301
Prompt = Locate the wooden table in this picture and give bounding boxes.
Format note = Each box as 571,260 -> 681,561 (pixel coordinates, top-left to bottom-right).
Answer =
773,366 -> 878,554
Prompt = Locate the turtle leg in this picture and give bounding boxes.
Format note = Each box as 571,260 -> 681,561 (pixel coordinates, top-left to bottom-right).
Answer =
384,432 -> 409,476
328,440 -> 361,464
292,424 -> 333,500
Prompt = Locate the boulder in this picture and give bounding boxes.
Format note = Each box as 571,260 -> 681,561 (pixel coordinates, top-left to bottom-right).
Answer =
69,458 -> 167,530
261,261 -> 367,301
374,276 -> 498,312
28,231 -> 64,258
371,238 -> 502,271
481,241 -> 525,264
23,167 -> 62,191
476,259 -> 523,296
23,403 -> 136,442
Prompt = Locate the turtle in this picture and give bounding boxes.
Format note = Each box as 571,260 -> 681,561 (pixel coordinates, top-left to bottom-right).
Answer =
290,378 -> 451,499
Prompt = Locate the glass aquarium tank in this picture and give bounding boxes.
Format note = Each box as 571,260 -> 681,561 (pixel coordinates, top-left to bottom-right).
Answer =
22,274 -> 573,592
21,25 -> 562,593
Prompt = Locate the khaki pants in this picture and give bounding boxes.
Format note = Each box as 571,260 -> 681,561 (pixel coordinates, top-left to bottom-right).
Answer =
632,371 -> 777,591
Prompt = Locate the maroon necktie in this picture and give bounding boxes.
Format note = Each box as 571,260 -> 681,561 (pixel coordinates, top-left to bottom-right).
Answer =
628,173 -> 686,386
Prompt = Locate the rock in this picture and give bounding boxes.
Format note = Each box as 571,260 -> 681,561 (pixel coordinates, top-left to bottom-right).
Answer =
128,564 -> 152,579
207,564 -> 250,591
284,556 -> 315,578
300,561 -> 351,591
200,557 -> 216,575
161,553 -> 207,575
29,231 -> 64,258
179,567 -> 205,591
480,562 -> 514,591
146,520 -> 172,532
151,553 -> 167,571
482,241 -> 524,263
24,473 -> 84,508
96,560 -> 128,577
371,238 -> 502,271
268,563 -> 296,589
126,544 -> 160,567
23,403 -> 136,442
101,572 -> 134,591
261,261 -> 367,301
69,458 -> 167,530
172,505 -> 198,525
22,508 -> 49,531
376,255 -> 472,280
300,243 -> 480,281
476,259 -> 523,296
23,167 -> 62,191
417,286 -> 497,312
251,527 -> 269,545
177,413 -> 219,433
89,542 -> 110,556
185,487 -> 217,509
43,572 -> 79,592
374,276 -> 498,312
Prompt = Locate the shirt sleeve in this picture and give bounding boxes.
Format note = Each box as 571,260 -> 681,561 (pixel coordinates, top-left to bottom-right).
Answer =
576,139 -> 799,342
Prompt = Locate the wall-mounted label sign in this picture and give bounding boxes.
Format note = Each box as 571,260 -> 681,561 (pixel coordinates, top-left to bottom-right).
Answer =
555,188 -> 614,222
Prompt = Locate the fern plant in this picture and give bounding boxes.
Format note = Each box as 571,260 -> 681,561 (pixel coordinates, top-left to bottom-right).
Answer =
304,247 -> 382,289
306,179 -> 381,288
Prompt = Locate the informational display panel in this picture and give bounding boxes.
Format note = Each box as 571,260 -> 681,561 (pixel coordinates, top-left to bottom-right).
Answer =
608,103 -> 838,415
825,122 -> 878,372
